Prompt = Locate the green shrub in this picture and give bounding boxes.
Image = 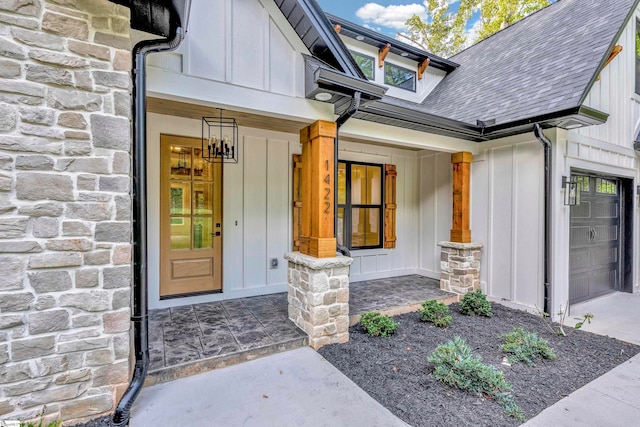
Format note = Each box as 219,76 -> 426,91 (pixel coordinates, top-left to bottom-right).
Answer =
420,300 -> 451,328
460,289 -> 493,317
428,336 -> 523,420
359,312 -> 399,337
501,327 -> 556,366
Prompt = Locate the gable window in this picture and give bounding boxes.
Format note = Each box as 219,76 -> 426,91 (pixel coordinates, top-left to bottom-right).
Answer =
350,51 -> 375,80
384,62 -> 416,92
337,161 -> 383,249
636,21 -> 640,94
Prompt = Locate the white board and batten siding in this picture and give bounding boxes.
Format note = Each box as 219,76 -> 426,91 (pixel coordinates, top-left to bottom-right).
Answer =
339,141 -> 421,282
146,114 -> 423,308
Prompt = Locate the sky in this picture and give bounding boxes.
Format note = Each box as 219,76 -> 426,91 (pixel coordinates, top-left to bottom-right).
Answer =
315,0 -> 473,39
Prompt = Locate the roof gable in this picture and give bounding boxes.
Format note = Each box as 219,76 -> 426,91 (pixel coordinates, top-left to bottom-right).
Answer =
422,0 -> 639,125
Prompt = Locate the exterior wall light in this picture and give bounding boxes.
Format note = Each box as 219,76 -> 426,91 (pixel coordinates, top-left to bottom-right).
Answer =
314,92 -> 332,101
562,176 -> 580,206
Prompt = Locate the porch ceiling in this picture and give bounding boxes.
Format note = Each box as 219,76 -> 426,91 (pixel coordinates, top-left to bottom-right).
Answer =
147,97 -> 312,134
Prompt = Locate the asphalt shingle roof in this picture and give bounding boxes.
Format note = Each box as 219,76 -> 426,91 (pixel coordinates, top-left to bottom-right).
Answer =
418,0 -> 638,125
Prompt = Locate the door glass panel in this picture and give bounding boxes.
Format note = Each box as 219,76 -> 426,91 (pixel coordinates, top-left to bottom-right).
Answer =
193,148 -> 212,180
338,163 -> 346,204
337,207 -> 345,246
193,183 -> 213,215
351,207 -> 380,247
170,183 -> 191,215
171,217 -> 191,250
193,217 -> 212,249
170,146 -> 191,179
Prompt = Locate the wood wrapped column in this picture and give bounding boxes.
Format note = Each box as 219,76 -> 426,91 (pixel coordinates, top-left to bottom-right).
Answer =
451,152 -> 472,243
299,120 -> 337,258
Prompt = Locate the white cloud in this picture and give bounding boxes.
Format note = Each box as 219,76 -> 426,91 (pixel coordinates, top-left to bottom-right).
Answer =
355,3 -> 426,30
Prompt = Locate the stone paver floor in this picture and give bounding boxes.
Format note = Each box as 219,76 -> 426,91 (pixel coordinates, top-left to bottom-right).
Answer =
148,293 -> 306,372
349,274 -> 454,315
148,275 -> 454,375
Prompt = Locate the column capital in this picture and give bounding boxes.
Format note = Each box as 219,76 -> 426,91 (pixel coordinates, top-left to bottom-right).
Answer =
451,151 -> 472,164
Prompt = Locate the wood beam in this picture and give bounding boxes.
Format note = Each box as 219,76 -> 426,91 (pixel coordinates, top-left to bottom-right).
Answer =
299,121 -> 337,258
450,152 -> 472,243
378,43 -> 391,68
418,58 -> 430,80
596,44 -> 622,81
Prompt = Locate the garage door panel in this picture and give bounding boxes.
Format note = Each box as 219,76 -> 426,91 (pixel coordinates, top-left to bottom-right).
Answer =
569,175 -> 620,304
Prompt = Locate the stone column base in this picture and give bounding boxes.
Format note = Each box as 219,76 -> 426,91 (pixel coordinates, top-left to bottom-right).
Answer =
438,241 -> 483,295
284,252 -> 353,350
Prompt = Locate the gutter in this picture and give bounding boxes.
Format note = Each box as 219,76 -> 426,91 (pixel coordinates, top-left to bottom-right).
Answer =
111,26 -> 185,427
533,124 -> 552,315
334,91 -> 362,257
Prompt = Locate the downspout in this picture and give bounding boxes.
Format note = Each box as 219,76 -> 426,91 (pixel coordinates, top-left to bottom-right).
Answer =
533,124 -> 552,315
334,91 -> 362,257
112,26 -> 184,427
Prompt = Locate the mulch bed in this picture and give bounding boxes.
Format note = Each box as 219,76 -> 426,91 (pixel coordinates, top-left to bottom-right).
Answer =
318,302 -> 640,427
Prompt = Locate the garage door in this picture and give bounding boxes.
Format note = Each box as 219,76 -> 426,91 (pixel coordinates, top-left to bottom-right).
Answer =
569,175 -> 621,304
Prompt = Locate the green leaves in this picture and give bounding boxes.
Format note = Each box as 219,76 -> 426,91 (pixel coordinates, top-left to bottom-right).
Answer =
420,299 -> 452,328
501,327 -> 556,366
460,289 -> 493,317
359,312 -> 400,337
428,336 -> 524,420
401,0 -> 551,57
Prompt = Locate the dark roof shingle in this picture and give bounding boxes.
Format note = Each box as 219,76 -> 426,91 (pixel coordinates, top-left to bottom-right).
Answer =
420,0 -> 638,125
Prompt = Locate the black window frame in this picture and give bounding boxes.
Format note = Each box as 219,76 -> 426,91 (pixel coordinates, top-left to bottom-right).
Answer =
337,160 -> 384,250
349,50 -> 375,81
384,62 -> 416,92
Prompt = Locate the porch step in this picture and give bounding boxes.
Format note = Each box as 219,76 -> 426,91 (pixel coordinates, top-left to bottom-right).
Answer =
349,293 -> 458,326
348,275 -> 459,326
146,335 -> 308,386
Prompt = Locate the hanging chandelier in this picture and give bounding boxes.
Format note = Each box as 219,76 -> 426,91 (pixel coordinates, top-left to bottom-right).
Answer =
201,109 -> 239,163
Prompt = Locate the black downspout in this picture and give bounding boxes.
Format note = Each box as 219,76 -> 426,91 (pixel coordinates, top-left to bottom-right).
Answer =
334,92 -> 362,257
533,124 -> 552,315
112,27 -> 184,427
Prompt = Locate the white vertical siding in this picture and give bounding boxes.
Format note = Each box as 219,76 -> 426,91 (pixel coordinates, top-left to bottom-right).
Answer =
138,0 -> 308,99
337,141 -> 421,282
578,9 -> 640,148
418,152 -> 452,278
472,141 -> 544,308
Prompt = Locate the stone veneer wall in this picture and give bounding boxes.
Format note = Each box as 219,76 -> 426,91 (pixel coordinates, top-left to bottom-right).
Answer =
438,241 -> 483,295
284,252 -> 352,350
0,0 -> 132,423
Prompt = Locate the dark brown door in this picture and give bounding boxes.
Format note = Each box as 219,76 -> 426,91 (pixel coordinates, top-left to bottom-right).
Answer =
569,175 -> 621,304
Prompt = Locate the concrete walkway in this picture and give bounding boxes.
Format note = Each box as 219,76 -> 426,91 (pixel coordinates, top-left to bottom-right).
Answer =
523,292 -> 640,426
130,346 -> 408,427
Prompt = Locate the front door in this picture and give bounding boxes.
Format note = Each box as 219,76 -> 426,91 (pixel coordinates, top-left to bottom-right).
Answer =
160,134 -> 222,298
569,174 -> 621,304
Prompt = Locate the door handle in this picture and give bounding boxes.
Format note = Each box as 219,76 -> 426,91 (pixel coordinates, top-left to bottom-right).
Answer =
210,231 -> 221,236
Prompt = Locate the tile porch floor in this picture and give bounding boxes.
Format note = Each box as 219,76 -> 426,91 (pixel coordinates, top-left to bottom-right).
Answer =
147,275 -> 455,383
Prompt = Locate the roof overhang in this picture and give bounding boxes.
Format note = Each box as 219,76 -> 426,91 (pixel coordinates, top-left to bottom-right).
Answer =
327,14 -> 458,73
111,0 -> 192,36
304,55 -> 387,115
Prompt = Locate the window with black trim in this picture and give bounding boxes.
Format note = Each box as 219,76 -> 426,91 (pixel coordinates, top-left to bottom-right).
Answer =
337,161 -> 383,249
350,51 -> 375,80
636,21 -> 640,94
384,62 -> 416,92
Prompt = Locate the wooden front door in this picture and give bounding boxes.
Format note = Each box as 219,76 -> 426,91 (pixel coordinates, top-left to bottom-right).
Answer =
160,134 -> 222,298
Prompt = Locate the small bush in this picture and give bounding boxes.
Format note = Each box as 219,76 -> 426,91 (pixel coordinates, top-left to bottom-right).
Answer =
460,289 -> 493,317
428,336 -> 523,420
420,300 -> 451,328
359,312 -> 399,337
501,327 -> 556,366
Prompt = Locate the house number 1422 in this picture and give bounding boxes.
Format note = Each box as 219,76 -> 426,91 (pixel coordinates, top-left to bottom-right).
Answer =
324,160 -> 331,214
